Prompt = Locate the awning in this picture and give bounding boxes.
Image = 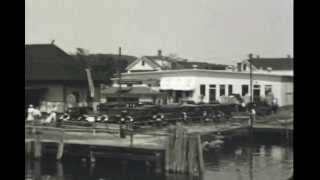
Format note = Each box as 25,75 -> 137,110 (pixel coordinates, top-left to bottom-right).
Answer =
160,77 -> 196,91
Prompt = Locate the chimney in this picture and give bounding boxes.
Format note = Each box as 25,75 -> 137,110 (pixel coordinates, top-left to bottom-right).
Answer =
158,50 -> 162,57
256,55 -> 260,59
118,47 -> 122,56
287,54 -> 291,58
248,53 -> 253,59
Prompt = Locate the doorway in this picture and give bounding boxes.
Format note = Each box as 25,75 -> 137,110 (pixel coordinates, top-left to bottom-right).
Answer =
209,85 -> 217,103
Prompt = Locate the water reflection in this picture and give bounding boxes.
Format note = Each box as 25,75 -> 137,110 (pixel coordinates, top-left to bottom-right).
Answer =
202,141 -> 292,180
26,141 -> 293,180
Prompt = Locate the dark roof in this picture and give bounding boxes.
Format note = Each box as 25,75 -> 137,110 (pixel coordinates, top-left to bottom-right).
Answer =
173,61 -> 228,70
25,44 -> 87,81
143,56 -> 227,70
249,58 -> 293,70
102,86 -> 165,96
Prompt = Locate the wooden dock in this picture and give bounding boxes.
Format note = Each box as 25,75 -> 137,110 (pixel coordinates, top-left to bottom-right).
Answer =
25,120 -> 293,176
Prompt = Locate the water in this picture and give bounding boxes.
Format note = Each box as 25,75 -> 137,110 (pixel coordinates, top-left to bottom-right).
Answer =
25,133 -> 293,180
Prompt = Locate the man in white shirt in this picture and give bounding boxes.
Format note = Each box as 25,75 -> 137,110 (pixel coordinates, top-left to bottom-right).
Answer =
26,105 -> 35,122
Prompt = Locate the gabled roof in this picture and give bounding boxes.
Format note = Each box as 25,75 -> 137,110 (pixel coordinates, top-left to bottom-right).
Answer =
125,56 -> 166,70
25,44 -> 87,81
126,55 -> 228,71
248,58 -> 293,70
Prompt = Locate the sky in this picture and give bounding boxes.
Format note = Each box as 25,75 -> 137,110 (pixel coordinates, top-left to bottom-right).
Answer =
25,0 -> 293,65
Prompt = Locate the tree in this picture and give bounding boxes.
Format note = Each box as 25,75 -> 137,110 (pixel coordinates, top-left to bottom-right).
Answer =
75,48 -> 90,68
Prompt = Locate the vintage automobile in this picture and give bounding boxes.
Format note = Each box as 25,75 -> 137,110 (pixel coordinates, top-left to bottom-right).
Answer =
180,104 -> 204,122
126,105 -> 160,126
65,107 -> 93,120
156,104 -> 184,124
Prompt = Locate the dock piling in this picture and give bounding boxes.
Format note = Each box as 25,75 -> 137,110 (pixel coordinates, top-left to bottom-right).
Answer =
56,140 -> 64,160
26,141 -> 32,156
154,152 -> 162,174
34,134 -> 42,159
164,124 -> 205,176
90,151 -> 96,163
196,134 -> 205,176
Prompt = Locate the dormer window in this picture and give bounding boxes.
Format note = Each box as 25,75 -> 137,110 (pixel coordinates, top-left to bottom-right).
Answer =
142,60 -> 145,66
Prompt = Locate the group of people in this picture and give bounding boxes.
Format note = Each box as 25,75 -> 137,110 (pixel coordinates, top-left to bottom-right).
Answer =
25,104 -> 58,125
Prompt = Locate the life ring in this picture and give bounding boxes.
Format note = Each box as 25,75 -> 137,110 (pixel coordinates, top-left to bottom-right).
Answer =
60,113 -> 70,121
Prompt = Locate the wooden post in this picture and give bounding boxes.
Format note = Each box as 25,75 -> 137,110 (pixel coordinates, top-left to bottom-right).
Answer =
90,151 -> 96,164
154,152 -> 162,174
180,132 -> 188,173
56,140 -> 64,160
92,122 -> 96,136
34,160 -> 41,179
187,135 -> 197,175
26,141 -> 32,156
196,134 -> 205,176
32,123 -> 36,134
285,119 -> 289,141
34,134 -> 42,159
165,124 -> 190,174
56,161 -> 64,177
165,125 -> 175,172
173,125 -> 183,173
130,132 -> 133,147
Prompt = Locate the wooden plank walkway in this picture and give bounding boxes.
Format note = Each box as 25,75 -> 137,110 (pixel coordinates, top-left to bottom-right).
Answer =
25,122 -> 249,148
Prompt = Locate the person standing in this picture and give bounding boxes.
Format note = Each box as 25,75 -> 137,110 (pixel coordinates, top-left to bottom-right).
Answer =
249,106 -> 256,127
44,106 -> 57,125
33,106 -> 42,123
26,104 -> 35,122
272,98 -> 279,113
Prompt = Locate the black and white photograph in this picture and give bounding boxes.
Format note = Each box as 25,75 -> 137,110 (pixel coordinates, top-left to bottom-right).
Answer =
25,0 -> 293,180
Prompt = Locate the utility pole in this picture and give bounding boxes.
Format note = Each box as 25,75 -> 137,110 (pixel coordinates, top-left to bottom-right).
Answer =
118,47 -> 123,104
118,47 -> 122,90
248,54 -> 254,180
249,53 -> 253,129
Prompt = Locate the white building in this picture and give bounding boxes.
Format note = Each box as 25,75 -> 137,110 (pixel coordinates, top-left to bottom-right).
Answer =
110,53 -> 293,107
112,69 -> 293,107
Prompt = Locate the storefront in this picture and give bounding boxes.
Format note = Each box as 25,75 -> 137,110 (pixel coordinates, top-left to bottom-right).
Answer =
113,69 -> 293,106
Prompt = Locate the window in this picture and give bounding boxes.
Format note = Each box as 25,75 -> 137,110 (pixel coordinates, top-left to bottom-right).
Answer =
200,85 -> 206,96
228,85 -> 233,95
219,85 -> 226,96
253,85 -> 261,100
243,64 -> 247,71
241,85 -> 249,96
209,85 -> 216,88
265,85 -> 272,96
